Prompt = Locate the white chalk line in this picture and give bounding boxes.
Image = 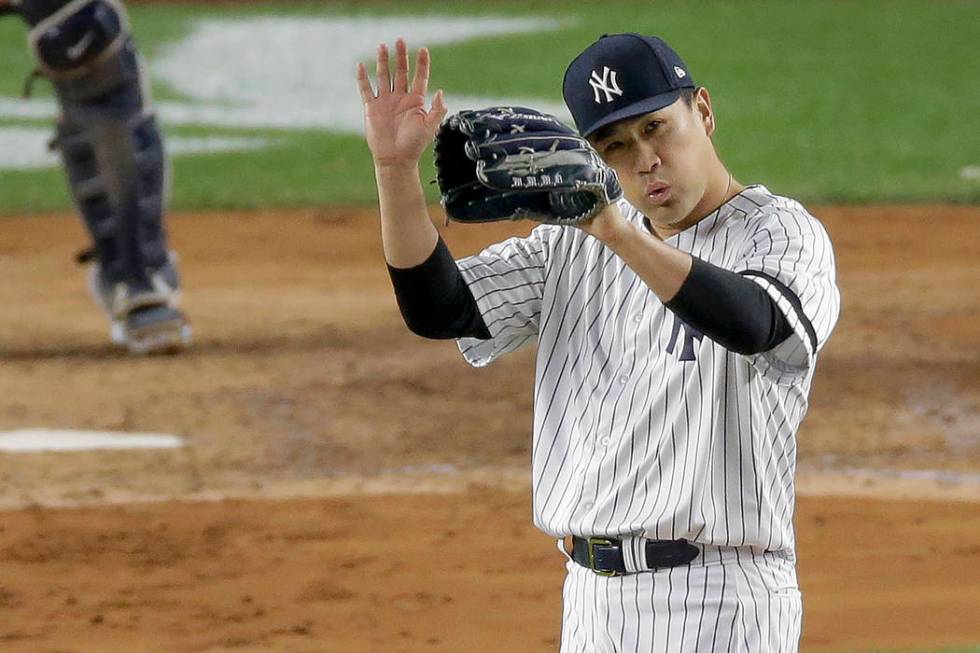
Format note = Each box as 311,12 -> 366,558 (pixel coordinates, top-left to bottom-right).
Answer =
0,463 -> 977,512
0,429 -> 184,452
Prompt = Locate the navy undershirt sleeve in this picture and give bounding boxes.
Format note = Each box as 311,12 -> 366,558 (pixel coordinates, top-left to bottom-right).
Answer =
386,237 -> 491,340
665,256 -> 794,355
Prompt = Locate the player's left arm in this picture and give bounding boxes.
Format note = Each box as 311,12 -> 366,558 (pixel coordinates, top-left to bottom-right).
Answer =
728,208 -> 841,372
579,203 -> 800,357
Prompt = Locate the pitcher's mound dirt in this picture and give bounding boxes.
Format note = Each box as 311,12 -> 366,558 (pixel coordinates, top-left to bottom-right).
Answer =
0,205 -> 977,651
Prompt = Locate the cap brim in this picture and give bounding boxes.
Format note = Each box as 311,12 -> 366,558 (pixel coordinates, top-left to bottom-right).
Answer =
580,89 -> 684,138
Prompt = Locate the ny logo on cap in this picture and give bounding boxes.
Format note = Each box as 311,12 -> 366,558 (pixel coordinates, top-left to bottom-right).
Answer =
589,66 -> 623,104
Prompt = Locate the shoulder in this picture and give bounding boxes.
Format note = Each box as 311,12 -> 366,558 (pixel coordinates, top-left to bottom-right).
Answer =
529,222 -> 566,246
727,185 -> 833,247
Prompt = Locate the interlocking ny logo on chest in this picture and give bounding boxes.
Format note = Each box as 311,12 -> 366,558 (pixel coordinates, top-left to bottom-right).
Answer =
666,315 -> 704,362
589,66 -> 623,104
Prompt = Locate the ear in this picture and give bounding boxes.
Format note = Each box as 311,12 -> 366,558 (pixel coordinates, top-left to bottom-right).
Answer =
695,87 -> 715,136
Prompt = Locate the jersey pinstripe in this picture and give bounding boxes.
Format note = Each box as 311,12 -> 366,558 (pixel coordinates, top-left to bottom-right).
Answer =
455,185 -> 840,555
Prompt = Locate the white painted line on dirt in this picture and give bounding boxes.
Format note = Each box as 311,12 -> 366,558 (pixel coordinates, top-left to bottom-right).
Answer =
797,463 -> 980,485
0,127 -> 275,170
1,463 -> 977,512
796,466 -> 980,503
0,429 -> 185,453
832,467 -> 980,484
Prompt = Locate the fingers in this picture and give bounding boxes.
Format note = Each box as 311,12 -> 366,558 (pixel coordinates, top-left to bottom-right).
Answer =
364,40 -> 433,101
411,47 -> 430,97
355,62 -> 374,103
375,43 -> 392,95
394,38 -> 410,93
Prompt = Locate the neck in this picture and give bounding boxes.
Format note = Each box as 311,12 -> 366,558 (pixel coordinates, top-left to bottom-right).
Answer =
651,164 -> 742,240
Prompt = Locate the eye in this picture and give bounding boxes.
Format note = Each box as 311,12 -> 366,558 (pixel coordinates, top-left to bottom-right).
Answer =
602,141 -> 623,154
644,120 -> 662,134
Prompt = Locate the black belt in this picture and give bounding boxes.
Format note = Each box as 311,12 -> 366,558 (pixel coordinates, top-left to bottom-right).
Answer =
571,536 -> 699,577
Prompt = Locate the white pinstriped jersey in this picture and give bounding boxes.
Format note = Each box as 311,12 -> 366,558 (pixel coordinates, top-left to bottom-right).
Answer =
456,185 -> 840,554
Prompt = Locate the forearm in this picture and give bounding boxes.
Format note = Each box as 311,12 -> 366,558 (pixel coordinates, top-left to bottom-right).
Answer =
375,162 -> 440,269
666,258 -> 792,354
587,205 -> 791,355
593,208 -> 693,302
374,162 -> 490,340
387,237 -> 491,340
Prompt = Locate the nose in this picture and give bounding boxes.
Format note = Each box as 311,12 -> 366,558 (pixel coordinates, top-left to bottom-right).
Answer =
635,140 -> 661,175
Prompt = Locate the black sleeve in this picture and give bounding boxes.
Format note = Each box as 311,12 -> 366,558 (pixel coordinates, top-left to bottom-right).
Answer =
386,237 -> 491,340
664,257 -> 794,355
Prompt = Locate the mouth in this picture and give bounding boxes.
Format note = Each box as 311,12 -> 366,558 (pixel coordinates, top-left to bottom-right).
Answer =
646,182 -> 671,206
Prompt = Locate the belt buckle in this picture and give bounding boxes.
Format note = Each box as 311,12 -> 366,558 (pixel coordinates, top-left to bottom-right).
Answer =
587,537 -> 618,577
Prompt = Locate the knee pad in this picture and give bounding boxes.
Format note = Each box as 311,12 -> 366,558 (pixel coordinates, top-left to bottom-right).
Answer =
25,0 -> 140,103
22,0 -> 173,293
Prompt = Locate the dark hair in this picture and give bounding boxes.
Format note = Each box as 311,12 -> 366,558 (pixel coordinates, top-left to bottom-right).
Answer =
679,86 -> 698,106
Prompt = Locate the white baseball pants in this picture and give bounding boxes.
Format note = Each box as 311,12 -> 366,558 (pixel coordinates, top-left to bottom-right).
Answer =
559,545 -> 802,652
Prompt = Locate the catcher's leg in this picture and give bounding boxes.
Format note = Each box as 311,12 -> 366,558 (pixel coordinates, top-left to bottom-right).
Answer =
15,0 -> 191,353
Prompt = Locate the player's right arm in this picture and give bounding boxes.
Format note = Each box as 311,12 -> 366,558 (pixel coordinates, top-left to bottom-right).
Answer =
357,40 -> 547,353
358,40 -> 496,341
357,39 -> 447,268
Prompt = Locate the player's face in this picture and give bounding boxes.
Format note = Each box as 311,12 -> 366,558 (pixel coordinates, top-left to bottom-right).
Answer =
591,90 -> 718,228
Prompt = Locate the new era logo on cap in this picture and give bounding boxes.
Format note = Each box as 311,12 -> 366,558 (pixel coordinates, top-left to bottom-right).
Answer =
562,33 -> 696,137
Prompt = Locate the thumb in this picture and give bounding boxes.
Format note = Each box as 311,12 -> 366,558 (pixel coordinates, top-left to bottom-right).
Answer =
425,89 -> 449,132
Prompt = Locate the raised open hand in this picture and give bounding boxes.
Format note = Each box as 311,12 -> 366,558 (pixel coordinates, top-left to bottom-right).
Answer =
356,39 -> 447,167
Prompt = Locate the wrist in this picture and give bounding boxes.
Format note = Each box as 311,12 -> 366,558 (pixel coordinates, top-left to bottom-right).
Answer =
373,160 -> 422,185
587,203 -> 636,246
374,158 -> 420,172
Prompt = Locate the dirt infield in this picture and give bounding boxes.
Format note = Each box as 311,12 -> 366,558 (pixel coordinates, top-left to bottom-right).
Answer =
0,205 -> 978,651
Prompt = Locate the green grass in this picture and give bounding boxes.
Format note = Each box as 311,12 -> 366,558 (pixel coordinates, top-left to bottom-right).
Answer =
1,0 -> 978,213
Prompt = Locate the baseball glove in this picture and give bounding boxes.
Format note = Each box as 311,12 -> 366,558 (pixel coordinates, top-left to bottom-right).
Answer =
433,106 -> 622,225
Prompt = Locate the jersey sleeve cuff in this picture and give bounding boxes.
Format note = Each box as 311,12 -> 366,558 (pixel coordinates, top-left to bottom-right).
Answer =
455,255 -> 538,368
738,270 -> 818,380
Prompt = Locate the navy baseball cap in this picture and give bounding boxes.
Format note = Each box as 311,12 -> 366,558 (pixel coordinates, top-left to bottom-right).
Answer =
563,33 -> 695,138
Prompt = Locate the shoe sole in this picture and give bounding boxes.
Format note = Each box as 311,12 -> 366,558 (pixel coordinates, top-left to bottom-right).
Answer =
123,319 -> 193,355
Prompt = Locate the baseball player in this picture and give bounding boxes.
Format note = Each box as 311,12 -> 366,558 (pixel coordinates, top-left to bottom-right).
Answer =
1,0 -> 190,354
357,34 -> 840,652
